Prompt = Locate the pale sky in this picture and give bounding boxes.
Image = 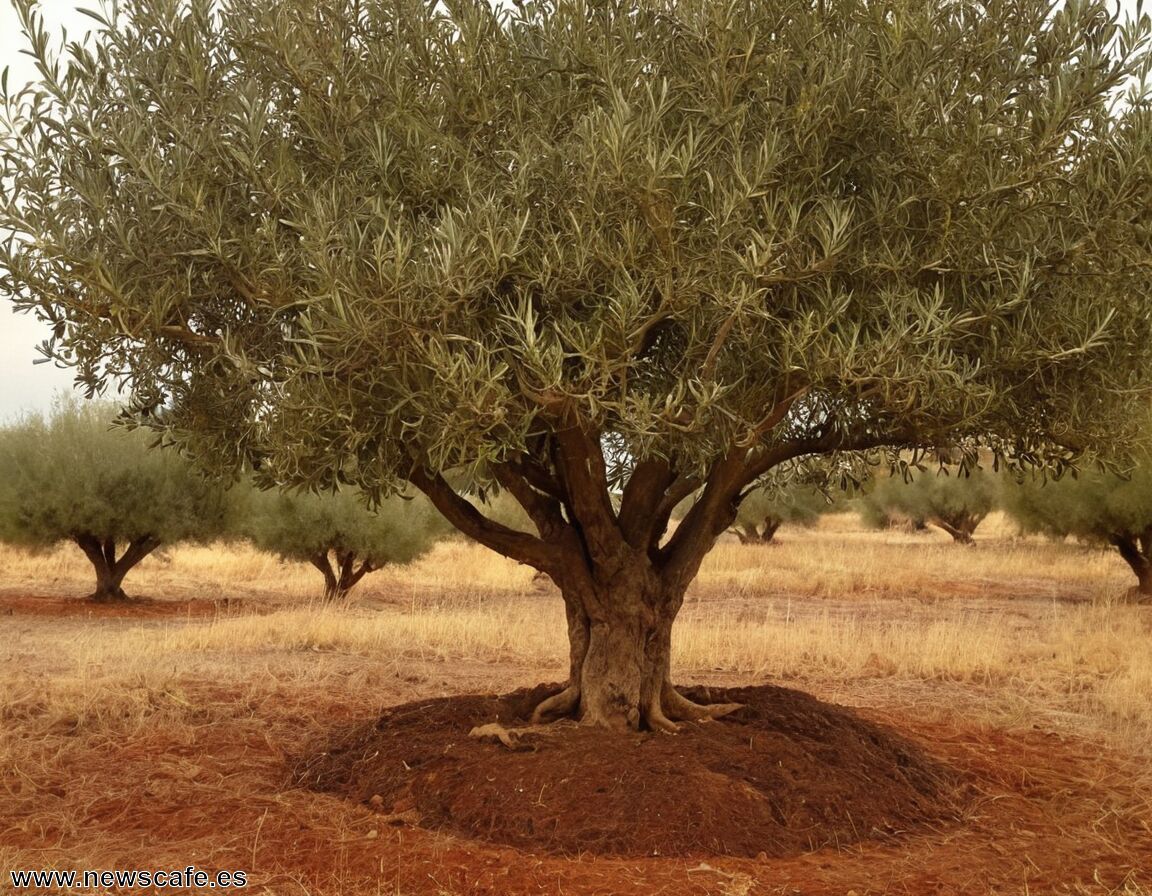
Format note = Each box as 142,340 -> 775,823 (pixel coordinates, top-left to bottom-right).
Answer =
0,0 -> 1146,420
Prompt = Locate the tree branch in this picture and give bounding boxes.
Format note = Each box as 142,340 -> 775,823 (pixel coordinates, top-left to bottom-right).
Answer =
408,465 -> 557,569
492,461 -> 567,538
659,446 -> 748,588
617,457 -> 676,549
111,535 -> 161,580
551,423 -> 624,564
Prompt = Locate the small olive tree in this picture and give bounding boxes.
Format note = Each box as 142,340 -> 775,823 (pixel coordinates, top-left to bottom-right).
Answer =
242,486 -> 447,601
1003,465 -> 1152,599
730,483 -> 829,544
0,399 -> 230,601
859,465 -> 1000,544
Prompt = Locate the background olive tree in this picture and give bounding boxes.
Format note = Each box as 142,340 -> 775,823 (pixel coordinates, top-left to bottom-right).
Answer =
730,482 -> 830,544
1004,464 -> 1152,599
2,0 -> 1151,730
0,399 -> 230,601
859,465 -> 1001,544
242,485 -> 447,601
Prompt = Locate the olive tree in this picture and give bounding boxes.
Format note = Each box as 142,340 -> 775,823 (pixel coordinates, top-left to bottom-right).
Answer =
1003,465 -> 1152,599
859,465 -> 1000,544
243,485 -> 447,601
730,482 -> 829,544
3,0 -> 1151,730
0,399 -> 230,601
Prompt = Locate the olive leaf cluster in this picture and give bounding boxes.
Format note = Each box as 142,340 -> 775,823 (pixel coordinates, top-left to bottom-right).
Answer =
1,0 -> 1150,513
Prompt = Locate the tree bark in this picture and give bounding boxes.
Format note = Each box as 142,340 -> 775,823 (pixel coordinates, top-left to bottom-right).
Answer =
929,511 -> 986,544
537,559 -> 731,731
309,550 -> 377,601
72,533 -> 160,602
1111,530 -> 1152,600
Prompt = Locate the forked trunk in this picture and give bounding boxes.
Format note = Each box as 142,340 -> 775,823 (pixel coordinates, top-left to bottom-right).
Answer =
733,517 -> 781,545
931,511 -> 985,544
310,550 -> 377,601
72,533 -> 160,602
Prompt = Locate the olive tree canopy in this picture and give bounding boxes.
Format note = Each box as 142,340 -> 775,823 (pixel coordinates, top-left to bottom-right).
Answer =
3,0 -> 1152,729
859,463 -> 1001,543
730,478 -> 830,544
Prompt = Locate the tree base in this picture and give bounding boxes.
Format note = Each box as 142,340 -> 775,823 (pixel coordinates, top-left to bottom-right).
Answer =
87,588 -> 132,603
296,683 -> 964,858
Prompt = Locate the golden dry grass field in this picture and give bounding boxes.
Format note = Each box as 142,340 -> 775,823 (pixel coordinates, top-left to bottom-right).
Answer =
2,512 -> 1150,895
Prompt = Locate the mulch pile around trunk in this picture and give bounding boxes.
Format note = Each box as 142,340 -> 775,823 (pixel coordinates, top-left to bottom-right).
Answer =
294,683 -> 964,858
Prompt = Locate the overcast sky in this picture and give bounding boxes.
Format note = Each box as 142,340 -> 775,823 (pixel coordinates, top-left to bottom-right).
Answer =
0,0 -> 1146,420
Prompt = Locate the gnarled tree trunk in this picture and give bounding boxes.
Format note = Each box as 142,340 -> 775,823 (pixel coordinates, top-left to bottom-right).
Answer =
309,549 -> 377,601
533,555 -> 735,731
931,511 -> 986,544
72,533 -> 161,602
1111,529 -> 1152,601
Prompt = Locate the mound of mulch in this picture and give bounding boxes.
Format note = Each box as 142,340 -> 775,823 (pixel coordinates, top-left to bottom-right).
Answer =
293,683 -> 964,859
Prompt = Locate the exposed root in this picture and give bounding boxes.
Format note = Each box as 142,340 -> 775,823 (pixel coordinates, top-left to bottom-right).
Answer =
469,723 -> 536,751
469,720 -> 578,750
530,684 -> 581,724
643,698 -> 681,734
663,684 -> 743,723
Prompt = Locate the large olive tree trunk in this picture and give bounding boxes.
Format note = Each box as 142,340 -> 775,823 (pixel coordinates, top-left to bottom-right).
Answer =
523,549 -> 740,731
72,533 -> 161,602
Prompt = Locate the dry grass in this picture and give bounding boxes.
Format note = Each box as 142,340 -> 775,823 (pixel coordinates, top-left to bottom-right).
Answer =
3,513 -> 1148,742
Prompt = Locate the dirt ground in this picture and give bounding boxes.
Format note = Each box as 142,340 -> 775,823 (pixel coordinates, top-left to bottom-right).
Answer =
2,582 -> 1151,895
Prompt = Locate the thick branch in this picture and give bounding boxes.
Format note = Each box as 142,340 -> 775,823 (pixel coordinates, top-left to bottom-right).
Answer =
309,551 -> 339,597
74,533 -> 112,575
112,535 -> 161,580
660,446 -> 748,588
408,465 -> 557,569
343,557 -> 377,594
492,461 -> 566,538
551,424 -> 624,564
1111,532 -> 1151,584
505,451 -> 566,502
617,457 -> 676,549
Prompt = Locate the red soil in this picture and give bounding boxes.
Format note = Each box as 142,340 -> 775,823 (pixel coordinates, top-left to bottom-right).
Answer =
0,591 -> 243,617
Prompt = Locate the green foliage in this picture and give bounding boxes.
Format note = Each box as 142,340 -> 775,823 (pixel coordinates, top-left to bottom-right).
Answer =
1003,465 -> 1152,543
858,465 -> 1000,542
1,0 -> 1149,500
0,398 -> 230,550
241,484 -> 446,598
